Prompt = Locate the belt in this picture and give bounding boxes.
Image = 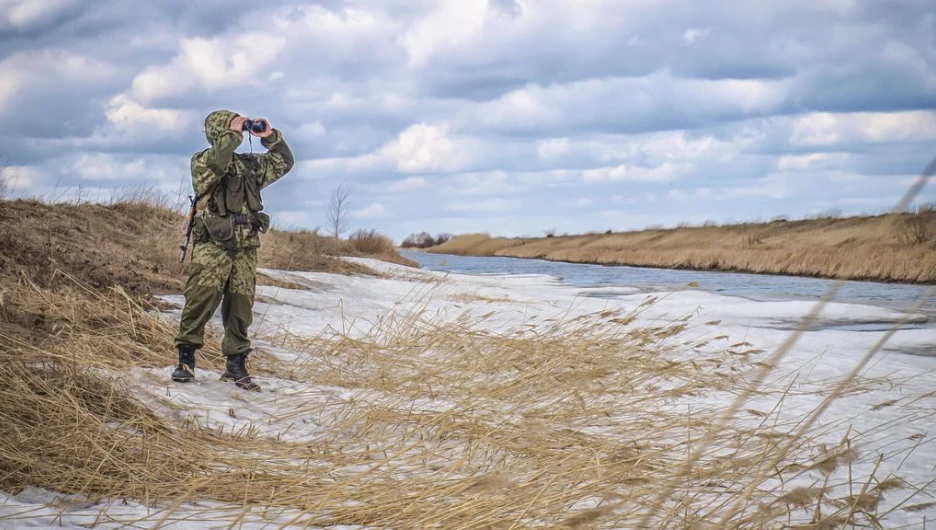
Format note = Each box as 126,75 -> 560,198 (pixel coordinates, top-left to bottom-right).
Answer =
232,213 -> 252,225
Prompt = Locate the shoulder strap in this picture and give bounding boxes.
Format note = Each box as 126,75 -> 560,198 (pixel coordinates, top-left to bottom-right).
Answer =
196,179 -> 221,212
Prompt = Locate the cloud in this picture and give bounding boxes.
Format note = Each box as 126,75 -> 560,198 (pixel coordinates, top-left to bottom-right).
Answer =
388,176 -> 428,192
581,163 -> 684,183
380,123 -> 474,172
536,138 -> 572,161
776,153 -> 849,171
0,48 -> 120,126
129,32 -> 286,104
106,95 -> 186,131
399,0 -> 488,68
0,0 -> 79,31
790,111 -> 936,145
438,171 -> 519,196
354,202 -> 386,219
3,0 -> 936,241
469,73 -> 792,135
1,165 -> 38,189
682,27 -> 710,45
445,198 -> 521,213
296,121 -> 327,140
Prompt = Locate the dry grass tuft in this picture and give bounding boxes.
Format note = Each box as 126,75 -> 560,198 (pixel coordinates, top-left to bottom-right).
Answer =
261,226 -> 418,272
259,227 -> 375,274
776,487 -> 824,508
256,272 -> 310,290
348,228 -> 396,255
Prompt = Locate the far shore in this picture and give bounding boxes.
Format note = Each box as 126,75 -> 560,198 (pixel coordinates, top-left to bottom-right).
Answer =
426,211 -> 936,285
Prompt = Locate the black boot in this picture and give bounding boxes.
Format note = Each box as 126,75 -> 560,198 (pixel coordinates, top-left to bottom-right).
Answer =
171,345 -> 197,382
220,352 -> 260,391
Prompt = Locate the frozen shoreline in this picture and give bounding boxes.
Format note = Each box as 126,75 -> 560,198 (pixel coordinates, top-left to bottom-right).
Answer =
3,258 -> 935,528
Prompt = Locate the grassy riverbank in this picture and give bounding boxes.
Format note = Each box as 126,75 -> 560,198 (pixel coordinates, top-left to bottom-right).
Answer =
428,210 -> 936,284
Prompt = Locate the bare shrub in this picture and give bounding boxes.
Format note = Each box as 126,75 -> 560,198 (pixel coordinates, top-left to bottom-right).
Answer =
402,231 -> 456,249
895,213 -> 932,245
349,229 -> 396,255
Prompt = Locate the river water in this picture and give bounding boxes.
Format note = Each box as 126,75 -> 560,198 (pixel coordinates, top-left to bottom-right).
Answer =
400,250 -> 936,319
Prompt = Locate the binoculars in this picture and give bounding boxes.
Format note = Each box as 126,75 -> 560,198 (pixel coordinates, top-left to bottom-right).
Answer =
243,119 -> 267,133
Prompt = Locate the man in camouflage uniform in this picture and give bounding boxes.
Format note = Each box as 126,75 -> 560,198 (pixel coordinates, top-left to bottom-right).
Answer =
172,109 -> 294,391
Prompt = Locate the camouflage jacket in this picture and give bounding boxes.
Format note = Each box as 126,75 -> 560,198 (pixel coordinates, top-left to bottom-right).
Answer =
192,110 -> 295,250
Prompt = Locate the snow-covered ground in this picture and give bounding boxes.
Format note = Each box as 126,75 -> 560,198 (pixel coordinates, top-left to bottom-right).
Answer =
2,258 -> 934,528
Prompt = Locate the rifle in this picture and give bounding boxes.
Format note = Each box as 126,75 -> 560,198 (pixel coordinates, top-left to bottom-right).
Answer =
179,195 -> 197,263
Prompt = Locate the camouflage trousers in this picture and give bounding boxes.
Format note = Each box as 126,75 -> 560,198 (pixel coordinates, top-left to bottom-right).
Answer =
174,242 -> 257,356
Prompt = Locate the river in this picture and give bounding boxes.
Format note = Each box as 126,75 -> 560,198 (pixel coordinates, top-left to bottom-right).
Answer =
400,250 -> 936,326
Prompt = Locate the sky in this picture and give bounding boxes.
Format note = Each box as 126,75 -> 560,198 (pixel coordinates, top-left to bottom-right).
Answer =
1,0 -> 935,242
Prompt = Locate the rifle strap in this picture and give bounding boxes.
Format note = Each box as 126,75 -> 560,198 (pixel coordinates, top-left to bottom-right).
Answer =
196,180 -> 220,212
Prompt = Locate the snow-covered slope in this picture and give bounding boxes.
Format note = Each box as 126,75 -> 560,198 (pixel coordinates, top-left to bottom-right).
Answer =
2,258 -> 934,528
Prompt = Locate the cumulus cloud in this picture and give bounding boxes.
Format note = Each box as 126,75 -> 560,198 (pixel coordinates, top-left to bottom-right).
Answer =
106,95 -> 186,131
790,111 -> 936,145
0,0 -> 78,31
380,123 -> 473,172
388,176 -> 428,192
354,202 -> 386,219
0,165 -> 38,190
682,27 -> 711,45
129,33 -> 286,104
400,0 -> 488,68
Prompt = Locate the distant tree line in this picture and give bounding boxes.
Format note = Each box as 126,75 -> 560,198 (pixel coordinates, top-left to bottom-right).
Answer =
400,232 -> 453,249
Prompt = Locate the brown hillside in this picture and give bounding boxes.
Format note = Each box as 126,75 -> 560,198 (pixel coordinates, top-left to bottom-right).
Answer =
0,198 -> 415,344
429,212 -> 936,284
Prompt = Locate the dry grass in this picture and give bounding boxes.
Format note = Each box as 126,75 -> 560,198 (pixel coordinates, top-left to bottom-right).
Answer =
0,198 -> 417,299
432,233 -> 519,257
349,228 -> 396,255
430,212 -> 936,283
261,227 -> 418,272
348,228 -> 420,268
256,272 -> 312,291
0,199 -> 188,297
259,227 -> 376,275
0,270 -> 929,528
0,197 -> 932,528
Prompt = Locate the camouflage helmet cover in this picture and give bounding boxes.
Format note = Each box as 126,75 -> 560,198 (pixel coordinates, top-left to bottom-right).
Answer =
204,110 -> 240,145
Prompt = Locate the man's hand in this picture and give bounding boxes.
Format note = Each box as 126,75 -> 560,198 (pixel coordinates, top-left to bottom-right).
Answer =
230,116 -> 247,132
248,117 -> 274,138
